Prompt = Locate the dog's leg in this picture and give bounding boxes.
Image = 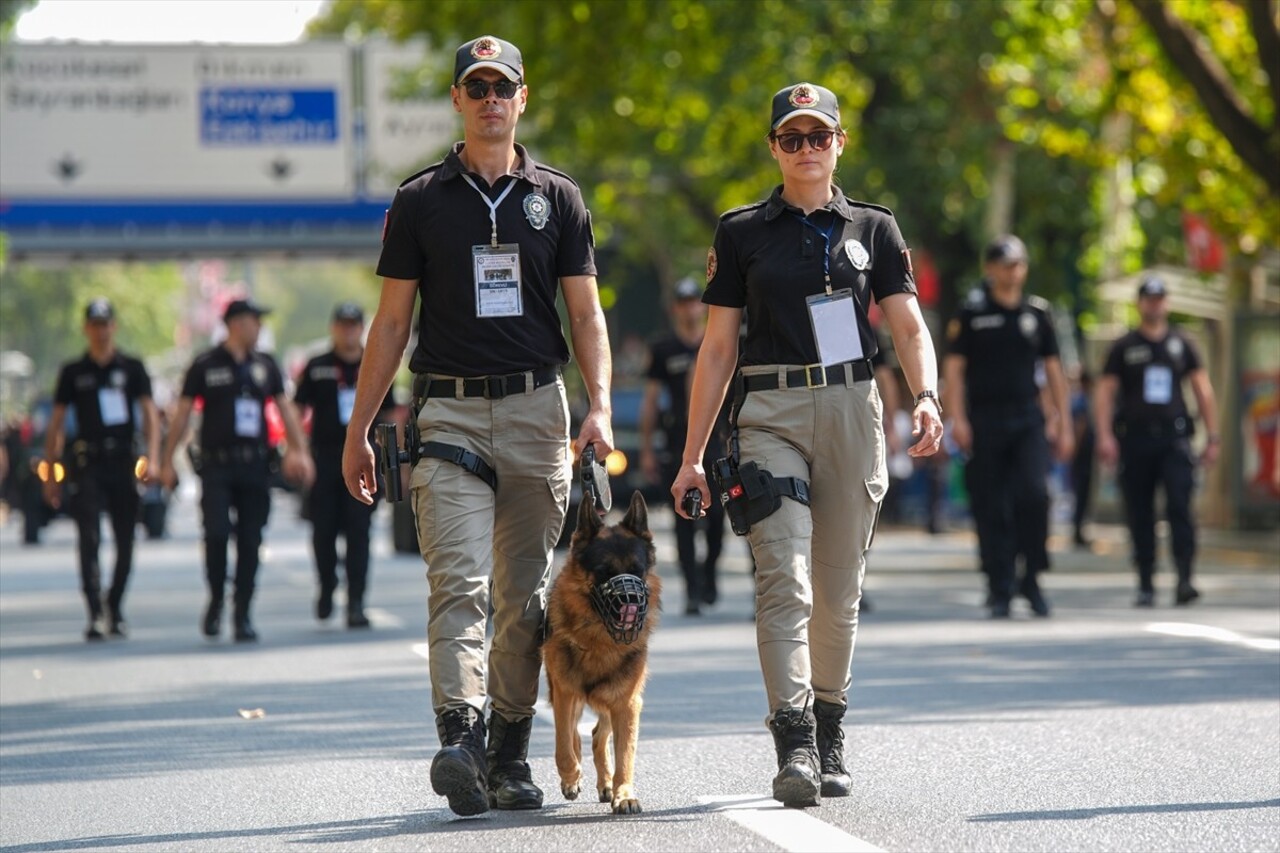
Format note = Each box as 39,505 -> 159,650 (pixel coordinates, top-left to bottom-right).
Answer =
591,710 -> 614,803
551,679 -> 585,800
609,692 -> 644,814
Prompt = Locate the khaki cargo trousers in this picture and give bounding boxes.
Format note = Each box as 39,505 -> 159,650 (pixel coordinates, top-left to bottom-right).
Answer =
409,372 -> 571,719
734,365 -> 889,718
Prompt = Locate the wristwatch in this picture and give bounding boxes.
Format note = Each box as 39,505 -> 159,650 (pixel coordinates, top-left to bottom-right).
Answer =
914,389 -> 942,415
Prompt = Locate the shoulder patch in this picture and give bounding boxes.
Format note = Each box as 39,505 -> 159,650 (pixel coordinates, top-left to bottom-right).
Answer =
1026,294 -> 1053,313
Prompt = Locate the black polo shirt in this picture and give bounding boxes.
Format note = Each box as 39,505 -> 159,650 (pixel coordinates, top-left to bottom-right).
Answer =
947,284 -> 1060,412
294,350 -> 396,452
377,142 -> 596,377
53,351 -> 152,447
180,346 -> 284,452
1102,327 -> 1201,428
702,185 -> 915,366
645,333 -> 698,440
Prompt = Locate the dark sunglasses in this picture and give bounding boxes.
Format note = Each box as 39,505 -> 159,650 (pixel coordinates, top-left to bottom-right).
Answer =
770,129 -> 838,154
461,78 -> 522,100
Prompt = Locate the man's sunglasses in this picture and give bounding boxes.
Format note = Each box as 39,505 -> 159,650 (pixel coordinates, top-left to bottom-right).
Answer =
461,79 -> 523,100
770,130 -> 838,154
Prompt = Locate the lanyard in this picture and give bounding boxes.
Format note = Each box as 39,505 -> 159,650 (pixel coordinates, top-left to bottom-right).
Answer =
791,212 -> 837,295
461,174 -> 517,247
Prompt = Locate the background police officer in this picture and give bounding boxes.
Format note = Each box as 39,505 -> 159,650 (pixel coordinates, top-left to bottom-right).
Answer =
943,236 -> 1073,619
159,299 -> 314,642
44,298 -> 160,641
294,302 -> 395,629
673,82 -> 943,808
340,35 -> 612,816
1094,275 -> 1220,606
639,276 -> 726,615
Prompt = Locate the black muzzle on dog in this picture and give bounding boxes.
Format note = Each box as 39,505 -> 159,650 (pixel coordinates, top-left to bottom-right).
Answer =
589,574 -> 650,644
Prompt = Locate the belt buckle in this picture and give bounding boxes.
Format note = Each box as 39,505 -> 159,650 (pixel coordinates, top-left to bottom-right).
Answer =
483,375 -> 505,399
804,363 -> 826,389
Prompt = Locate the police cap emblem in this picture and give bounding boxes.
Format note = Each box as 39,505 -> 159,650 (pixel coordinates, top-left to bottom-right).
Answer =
471,37 -> 502,59
523,192 -> 550,230
789,83 -> 819,108
844,238 -> 870,270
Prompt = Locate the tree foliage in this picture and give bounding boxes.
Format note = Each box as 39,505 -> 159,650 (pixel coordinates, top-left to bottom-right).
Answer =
312,0 -> 1274,303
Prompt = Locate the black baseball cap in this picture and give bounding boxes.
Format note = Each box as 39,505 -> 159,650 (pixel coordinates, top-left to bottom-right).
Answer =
84,298 -> 114,322
673,278 -> 702,301
984,235 -> 1028,265
1137,275 -> 1168,299
332,301 -> 365,323
454,35 -> 523,84
771,83 -> 840,130
223,298 -> 271,322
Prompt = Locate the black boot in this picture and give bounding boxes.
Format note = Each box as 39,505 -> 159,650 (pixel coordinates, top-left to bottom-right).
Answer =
85,598 -> 105,642
347,599 -> 370,629
486,712 -> 543,810
202,597 -> 223,639
768,705 -> 821,808
814,699 -> 851,797
233,597 -> 257,643
431,706 -> 489,816
103,593 -> 127,638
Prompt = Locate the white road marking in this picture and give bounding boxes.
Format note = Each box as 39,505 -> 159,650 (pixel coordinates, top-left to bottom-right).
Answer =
699,794 -> 885,853
410,642 -> 429,660
1147,621 -> 1280,652
364,607 -> 402,629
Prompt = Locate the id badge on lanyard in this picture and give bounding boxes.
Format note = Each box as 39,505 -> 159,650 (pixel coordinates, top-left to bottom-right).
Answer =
473,244 -> 524,318
1143,365 -> 1173,404
337,386 -> 357,425
235,397 -> 262,438
97,387 -> 129,427
806,289 -> 865,367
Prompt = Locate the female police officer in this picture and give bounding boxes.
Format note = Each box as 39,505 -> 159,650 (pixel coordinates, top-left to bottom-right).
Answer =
671,83 -> 943,808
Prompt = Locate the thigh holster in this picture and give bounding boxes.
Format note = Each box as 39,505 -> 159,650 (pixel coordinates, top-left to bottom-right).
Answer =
711,456 -> 810,536
419,441 -> 498,492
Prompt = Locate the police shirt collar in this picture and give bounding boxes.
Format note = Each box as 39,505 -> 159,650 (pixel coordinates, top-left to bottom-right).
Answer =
763,185 -> 854,222
440,142 -> 543,187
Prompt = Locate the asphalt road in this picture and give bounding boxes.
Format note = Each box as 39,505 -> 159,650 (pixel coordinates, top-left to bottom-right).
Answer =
1,490 -> 1278,853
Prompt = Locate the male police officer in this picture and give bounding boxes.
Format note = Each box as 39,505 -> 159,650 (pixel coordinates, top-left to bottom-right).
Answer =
639,276 -> 727,615
159,299 -> 314,642
294,302 -> 395,628
341,35 -> 612,816
44,298 -> 160,640
1095,276 -> 1219,606
943,236 -> 1073,618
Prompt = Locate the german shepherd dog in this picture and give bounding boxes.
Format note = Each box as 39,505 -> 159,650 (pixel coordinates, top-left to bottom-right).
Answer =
543,492 -> 661,815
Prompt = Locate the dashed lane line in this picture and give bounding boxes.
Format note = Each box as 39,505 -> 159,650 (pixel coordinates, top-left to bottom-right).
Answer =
699,795 -> 885,853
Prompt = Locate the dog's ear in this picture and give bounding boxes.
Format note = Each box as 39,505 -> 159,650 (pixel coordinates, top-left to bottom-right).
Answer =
619,491 -> 649,538
577,495 -> 603,537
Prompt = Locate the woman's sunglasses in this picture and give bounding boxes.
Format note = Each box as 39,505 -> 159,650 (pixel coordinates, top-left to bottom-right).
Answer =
770,130 -> 838,154
461,79 -> 522,100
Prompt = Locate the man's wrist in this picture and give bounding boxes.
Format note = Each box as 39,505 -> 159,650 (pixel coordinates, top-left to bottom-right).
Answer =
1206,433 -> 1221,445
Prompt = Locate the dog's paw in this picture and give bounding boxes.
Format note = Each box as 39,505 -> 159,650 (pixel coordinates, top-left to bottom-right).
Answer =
561,781 -> 581,800
612,796 -> 642,815
597,785 -> 612,803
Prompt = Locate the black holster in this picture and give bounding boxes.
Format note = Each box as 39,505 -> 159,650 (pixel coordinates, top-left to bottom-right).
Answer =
711,456 -> 810,536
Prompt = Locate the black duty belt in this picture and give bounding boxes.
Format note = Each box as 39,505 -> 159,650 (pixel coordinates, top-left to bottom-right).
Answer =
415,365 -> 559,402
740,360 -> 874,393
69,437 -> 133,460
201,445 -> 268,466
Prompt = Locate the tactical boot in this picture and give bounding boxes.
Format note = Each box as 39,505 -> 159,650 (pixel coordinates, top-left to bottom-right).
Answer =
202,597 -> 223,638
768,705 -> 821,808
814,699 -> 851,797
431,707 -> 489,816
486,712 -> 543,810
232,598 -> 257,643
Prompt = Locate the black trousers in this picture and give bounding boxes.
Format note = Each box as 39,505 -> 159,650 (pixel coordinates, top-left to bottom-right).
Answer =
199,461 -> 271,608
966,408 -> 1050,605
1072,427 -> 1096,536
308,453 -> 376,607
1118,430 -> 1196,590
67,456 -> 139,619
